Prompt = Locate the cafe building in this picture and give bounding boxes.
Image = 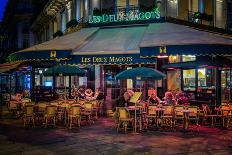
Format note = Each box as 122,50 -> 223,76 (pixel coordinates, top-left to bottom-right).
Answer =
1,0 -> 232,107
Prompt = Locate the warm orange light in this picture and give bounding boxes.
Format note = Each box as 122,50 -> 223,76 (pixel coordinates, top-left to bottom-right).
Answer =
157,55 -> 168,58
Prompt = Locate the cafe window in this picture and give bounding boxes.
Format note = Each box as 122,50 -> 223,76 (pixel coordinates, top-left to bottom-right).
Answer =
182,55 -> 196,62
198,68 -> 216,88
221,70 -> 232,102
183,69 -> 196,91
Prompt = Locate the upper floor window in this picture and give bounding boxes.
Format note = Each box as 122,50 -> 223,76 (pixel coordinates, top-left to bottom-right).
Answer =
182,55 -> 196,62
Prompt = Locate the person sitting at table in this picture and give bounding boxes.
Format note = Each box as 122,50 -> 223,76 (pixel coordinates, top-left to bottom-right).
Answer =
176,91 -> 189,105
85,89 -> 93,97
148,90 -> 160,105
127,89 -> 135,98
94,88 -> 104,100
78,88 -> 85,99
163,91 -> 176,105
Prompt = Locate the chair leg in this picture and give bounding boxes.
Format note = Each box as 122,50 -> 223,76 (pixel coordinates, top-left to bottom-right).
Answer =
32,117 -> 35,128
70,117 -> 72,129
78,118 -> 81,127
23,117 -> 26,127
117,122 -> 120,132
124,122 -> 127,133
45,118 -> 48,128
53,117 -> 56,127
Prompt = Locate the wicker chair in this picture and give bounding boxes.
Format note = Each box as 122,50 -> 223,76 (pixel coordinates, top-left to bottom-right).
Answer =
161,105 -> 174,129
23,105 -> 35,127
187,106 -> 199,130
117,107 -> 134,133
173,105 -> 184,128
44,105 -> 57,128
68,105 -> 82,129
82,102 -> 93,124
202,104 -> 220,127
145,105 -> 158,128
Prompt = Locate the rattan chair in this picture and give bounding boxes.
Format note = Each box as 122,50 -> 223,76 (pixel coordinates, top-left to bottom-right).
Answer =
68,105 -> 82,129
44,105 -> 57,128
202,104 -> 220,127
23,105 -> 35,127
145,105 -> 158,128
82,102 -> 93,124
187,106 -> 199,130
161,105 -> 174,129
117,107 -> 134,133
173,105 -> 184,128
91,100 -> 99,119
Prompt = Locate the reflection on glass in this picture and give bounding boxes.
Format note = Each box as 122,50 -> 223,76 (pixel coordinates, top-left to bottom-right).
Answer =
183,69 -> 195,91
221,70 -> 232,102
182,55 -> 196,62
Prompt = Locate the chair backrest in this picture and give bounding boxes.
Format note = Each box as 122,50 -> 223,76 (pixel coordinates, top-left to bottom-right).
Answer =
46,106 -> 57,115
187,106 -> 198,117
21,98 -> 31,103
148,105 -> 157,115
163,105 -> 173,115
24,105 -> 34,116
118,107 -> 129,119
174,105 -> 184,116
70,106 -> 81,116
50,102 -> 58,106
84,102 -> 93,110
202,104 -> 211,115
220,105 -> 230,116
91,100 -> 99,108
68,99 -> 76,104
9,100 -> 17,109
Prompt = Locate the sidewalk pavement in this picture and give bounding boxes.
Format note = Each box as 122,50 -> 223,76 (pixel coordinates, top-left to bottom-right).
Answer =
0,113 -> 232,155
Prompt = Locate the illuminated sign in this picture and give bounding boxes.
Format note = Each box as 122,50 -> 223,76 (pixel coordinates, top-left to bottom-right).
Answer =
81,56 -> 133,63
50,50 -> 57,58
89,8 -> 161,24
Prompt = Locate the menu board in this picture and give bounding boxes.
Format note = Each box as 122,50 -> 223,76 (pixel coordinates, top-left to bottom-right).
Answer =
129,92 -> 142,103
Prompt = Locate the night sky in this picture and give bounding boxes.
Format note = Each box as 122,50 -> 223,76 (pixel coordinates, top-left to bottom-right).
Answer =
0,0 -> 8,21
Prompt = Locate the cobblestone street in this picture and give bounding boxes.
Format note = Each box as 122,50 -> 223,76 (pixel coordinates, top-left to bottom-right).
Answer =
1,114 -> 232,155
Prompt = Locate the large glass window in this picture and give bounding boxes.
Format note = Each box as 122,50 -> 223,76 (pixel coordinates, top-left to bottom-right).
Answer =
167,0 -> 178,18
167,70 -> 181,91
182,55 -> 196,62
198,68 -> 216,88
221,70 -> 232,102
183,69 -> 196,91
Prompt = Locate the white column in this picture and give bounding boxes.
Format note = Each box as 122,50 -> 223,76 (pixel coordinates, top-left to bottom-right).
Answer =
84,0 -> 89,19
76,0 -> 81,20
95,65 -> 101,90
61,12 -> 66,32
67,1 -> 72,21
198,0 -> 204,13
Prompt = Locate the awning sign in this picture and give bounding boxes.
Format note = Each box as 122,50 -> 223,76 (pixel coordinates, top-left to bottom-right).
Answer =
71,54 -> 156,65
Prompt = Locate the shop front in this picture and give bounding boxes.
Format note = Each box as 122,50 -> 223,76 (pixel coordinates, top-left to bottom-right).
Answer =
140,23 -> 232,106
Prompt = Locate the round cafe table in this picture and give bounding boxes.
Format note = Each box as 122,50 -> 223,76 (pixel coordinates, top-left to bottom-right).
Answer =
127,106 -> 142,132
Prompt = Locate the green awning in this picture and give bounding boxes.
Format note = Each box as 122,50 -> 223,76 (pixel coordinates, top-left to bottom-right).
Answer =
8,28 -> 99,62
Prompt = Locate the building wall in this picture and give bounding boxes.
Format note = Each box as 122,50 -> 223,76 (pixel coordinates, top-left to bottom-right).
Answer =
178,0 -> 189,20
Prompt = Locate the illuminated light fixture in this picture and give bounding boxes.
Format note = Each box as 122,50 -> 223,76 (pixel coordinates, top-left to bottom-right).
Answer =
168,68 -> 175,70
157,55 -> 168,58
169,0 -> 177,4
